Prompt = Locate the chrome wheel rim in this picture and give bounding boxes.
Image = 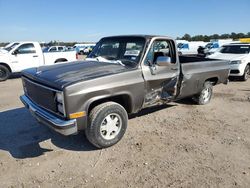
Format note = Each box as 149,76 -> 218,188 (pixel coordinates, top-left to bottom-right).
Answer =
202,88 -> 211,102
245,67 -> 249,80
100,113 -> 122,140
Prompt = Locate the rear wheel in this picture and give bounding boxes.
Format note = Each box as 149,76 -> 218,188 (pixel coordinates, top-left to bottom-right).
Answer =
241,65 -> 249,81
85,102 -> 128,148
192,82 -> 213,105
0,65 -> 11,81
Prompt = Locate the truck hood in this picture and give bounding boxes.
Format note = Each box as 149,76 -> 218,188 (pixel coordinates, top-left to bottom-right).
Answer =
208,52 -> 249,61
22,61 -> 131,90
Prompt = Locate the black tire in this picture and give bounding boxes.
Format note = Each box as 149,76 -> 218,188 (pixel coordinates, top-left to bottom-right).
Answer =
55,59 -> 67,63
192,82 -> 213,105
0,65 -> 11,81
85,102 -> 128,148
241,65 -> 249,81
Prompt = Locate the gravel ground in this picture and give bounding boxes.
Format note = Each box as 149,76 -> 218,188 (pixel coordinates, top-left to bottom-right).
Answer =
0,77 -> 250,188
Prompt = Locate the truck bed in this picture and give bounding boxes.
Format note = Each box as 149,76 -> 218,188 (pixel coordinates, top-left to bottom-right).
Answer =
179,55 -> 218,64
177,55 -> 229,99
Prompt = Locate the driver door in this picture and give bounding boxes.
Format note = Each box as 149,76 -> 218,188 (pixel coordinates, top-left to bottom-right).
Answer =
10,43 -> 40,72
141,38 -> 180,107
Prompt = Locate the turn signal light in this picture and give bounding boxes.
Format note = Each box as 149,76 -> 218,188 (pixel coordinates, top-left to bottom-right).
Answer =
69,111 -> 86,119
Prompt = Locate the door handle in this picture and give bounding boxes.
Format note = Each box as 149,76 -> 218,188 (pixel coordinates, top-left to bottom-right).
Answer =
33,55 -> 38,57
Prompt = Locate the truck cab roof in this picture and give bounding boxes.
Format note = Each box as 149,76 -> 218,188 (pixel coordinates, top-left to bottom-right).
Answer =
102,35 -> 175,41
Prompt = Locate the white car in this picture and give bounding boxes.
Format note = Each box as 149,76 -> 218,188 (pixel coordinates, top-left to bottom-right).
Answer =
42,46 -> 67,52
0,41 -> 77,81
208,43 -> 250,81
74,43 -> 96,54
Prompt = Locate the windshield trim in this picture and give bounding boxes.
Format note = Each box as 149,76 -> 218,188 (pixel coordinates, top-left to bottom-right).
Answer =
4,42 -> 20,52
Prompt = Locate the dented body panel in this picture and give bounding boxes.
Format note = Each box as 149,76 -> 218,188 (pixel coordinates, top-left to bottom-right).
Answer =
20,35 -> 230,134
177,58 -> 229,99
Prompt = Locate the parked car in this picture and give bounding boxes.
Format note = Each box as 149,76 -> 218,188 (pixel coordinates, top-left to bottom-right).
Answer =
20,35 -> 230,148
82,45 -> 95,54
74,43 -> 96,55
42,46 -> 67,52
0,41 -> 77,81
208,43 -> 250,81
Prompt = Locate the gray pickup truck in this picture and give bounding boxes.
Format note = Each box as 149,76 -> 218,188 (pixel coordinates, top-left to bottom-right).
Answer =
20,35 -> 229,148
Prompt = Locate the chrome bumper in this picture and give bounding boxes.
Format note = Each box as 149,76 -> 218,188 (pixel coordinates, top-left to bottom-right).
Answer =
20,95 -> 78,136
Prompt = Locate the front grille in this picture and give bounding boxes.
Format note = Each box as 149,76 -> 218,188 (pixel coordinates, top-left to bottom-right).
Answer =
23,77 -> 58,113
230,70 -> 240,74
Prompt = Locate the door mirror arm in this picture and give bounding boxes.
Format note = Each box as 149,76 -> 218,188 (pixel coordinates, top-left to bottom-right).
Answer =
147,60 -> 153,67
147,60 -> 156,75
12,50 -> 18,55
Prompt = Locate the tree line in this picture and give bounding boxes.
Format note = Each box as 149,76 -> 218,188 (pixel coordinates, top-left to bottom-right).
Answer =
1,32 -> 250,47
177,32 -> 250,42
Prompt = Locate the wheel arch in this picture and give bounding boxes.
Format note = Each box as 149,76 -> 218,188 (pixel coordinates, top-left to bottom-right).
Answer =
205,77 -> 218,85
55,58 -> 68,63
87,94 -> 133,115
0,62 -> 12,73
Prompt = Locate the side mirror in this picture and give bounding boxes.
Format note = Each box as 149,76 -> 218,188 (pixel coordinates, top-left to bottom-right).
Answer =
12,50 -> 18,55
156,56 -> 172,66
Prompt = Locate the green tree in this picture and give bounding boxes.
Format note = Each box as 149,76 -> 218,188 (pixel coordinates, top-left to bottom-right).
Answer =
220,34 -> 230,39
182,34 -> 191,41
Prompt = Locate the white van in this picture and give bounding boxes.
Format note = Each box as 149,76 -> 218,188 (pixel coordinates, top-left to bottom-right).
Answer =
178,41 -> 206,55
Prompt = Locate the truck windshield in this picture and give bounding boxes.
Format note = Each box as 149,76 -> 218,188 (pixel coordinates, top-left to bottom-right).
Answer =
88,37 -> 146,67
4,43 -> 20,52
220,45 -> 250,54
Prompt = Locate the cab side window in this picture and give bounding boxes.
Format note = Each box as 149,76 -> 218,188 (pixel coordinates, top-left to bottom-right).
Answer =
145,39 -> 176,64
17,43 -> 36,54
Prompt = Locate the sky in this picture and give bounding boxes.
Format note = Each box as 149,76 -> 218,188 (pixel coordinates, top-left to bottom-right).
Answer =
0,0 -> 249,42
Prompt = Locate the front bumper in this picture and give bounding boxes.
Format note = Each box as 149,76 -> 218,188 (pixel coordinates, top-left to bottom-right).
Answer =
20,95 -> 78,136
229,64 -> 245,76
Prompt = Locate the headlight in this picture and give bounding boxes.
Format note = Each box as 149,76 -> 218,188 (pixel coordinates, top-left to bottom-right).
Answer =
57,103 -> 65,114
230,60 -> 242,64
56,92 -> 65,115
56,92 -> 63,103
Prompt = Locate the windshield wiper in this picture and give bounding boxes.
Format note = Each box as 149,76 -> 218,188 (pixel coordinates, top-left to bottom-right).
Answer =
86,56 -> 125,66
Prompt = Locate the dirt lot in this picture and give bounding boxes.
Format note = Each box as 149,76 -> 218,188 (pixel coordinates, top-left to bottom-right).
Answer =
0,77 -> 250,188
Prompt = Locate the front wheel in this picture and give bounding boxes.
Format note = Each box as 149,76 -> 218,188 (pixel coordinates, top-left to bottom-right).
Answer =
0,65 -> 11,82
241,65 -> 249,81
192,82 -> 213,105
85,102 -> 128,148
